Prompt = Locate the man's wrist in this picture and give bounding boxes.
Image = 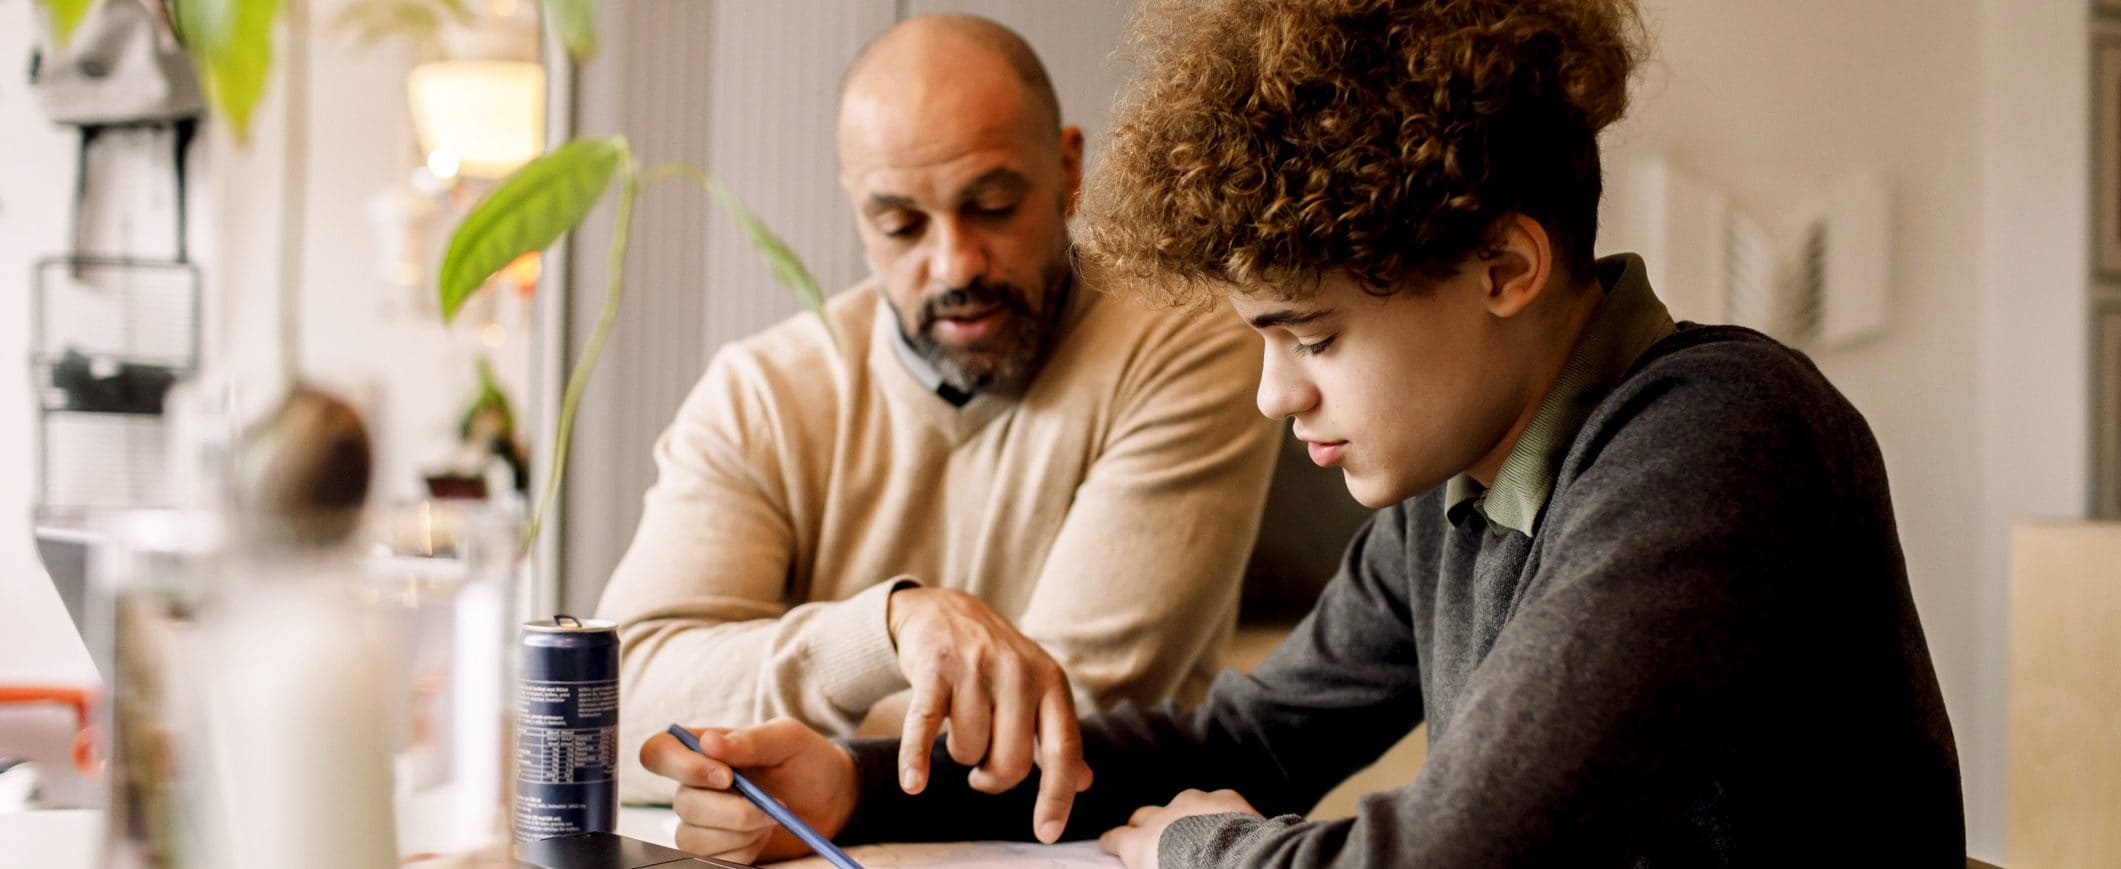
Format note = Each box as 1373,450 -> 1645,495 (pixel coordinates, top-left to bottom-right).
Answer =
882,577 -> 923,646
807,579 -> 916,711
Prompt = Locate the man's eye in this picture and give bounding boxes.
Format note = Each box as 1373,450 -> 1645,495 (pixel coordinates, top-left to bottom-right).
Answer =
1292,336 -> 1336,357
878,215 -> 923,239
971,200 -> 1018,219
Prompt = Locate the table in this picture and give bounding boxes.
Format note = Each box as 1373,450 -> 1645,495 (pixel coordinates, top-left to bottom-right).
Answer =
0,807 -> 1117,867
0,809 -> 98,868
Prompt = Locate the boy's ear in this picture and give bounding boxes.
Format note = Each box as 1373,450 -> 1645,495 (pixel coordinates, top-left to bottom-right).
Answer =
1481,213 -> 1554,319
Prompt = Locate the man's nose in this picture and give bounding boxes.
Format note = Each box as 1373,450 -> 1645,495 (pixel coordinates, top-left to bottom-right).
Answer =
929,219 -> 988,290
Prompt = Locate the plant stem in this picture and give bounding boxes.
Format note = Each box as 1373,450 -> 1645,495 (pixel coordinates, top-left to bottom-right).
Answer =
641,162 -> 721,206
520,158 -> 638,552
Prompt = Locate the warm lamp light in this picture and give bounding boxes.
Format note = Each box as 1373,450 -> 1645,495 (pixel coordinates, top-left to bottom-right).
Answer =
407,60 -> 545,179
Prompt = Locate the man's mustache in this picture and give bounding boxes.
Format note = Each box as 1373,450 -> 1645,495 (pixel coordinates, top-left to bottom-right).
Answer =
918,282 -> 1035,329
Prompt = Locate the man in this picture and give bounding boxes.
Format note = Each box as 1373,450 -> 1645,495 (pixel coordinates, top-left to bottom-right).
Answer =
597,14 -> 1280,805
641,0 -> 1965,866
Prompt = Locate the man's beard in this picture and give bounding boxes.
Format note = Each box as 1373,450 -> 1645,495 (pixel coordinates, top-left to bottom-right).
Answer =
903,265 -> 1069,395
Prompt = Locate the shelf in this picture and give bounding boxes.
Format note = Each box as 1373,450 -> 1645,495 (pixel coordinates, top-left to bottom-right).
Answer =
32,356 -> 183,418
39,408 -> 166,422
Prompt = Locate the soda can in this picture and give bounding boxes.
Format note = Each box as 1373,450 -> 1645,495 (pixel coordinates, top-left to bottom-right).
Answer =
514,615 -> 619,843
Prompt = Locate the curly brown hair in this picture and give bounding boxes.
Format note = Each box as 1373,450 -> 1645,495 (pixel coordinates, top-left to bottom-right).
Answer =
1079,0 -> 1645,304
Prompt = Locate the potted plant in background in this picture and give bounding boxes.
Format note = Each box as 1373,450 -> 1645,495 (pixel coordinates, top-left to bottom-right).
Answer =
436,133 -> 832,550
305,0 -> 842,555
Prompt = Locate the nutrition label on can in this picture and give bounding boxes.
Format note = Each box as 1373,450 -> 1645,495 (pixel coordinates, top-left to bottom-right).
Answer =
517,725 -> 617,784
517,679 -> 618,784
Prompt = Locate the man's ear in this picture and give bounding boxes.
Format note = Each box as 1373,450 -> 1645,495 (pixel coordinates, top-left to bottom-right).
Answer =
1482,213 -> 1554,319
1059,125 -> 1086,216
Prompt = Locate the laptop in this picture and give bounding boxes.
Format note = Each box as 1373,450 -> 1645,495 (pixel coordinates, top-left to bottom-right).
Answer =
516,831 -> 758,868
32,519 -> 96,652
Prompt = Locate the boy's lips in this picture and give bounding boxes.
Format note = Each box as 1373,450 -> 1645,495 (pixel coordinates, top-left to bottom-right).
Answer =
1305,440 -> 1347,467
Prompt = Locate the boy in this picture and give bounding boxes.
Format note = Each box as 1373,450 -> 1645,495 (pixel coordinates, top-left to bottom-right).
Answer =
642,0 -> 1966,865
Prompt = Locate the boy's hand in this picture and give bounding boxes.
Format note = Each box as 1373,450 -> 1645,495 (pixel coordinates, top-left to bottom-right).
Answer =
887,585 -> 1093,842
640,718 -> 857,864
1098,789 -> 1263,868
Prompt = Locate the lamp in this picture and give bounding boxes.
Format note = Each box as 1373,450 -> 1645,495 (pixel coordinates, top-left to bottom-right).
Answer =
406,60 -> 544,179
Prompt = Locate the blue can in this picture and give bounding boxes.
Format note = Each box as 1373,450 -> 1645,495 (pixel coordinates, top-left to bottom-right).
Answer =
515,615 -> 619,843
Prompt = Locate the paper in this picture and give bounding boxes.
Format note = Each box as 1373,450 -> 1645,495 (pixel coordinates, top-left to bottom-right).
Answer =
619,805 -> 1120,867
768,839 -> 1119,868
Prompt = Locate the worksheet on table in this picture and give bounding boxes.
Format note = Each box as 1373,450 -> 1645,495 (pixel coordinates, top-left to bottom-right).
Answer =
619,805 -> 1120,868
769,839 -> 1117,868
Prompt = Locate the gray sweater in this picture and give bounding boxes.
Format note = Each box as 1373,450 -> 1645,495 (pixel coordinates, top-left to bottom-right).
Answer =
838,325 -> 1964,866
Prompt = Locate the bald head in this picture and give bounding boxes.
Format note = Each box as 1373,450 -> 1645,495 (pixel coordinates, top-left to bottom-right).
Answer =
840,14 -> 1062,144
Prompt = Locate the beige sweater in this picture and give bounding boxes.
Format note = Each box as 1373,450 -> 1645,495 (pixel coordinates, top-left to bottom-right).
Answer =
596,280 -> 1279,801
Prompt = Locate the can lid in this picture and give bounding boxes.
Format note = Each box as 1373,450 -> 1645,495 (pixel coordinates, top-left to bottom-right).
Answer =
524,614 -> 618,632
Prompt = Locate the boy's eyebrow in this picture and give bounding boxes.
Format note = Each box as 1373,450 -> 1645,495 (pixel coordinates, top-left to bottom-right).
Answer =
1247,308 -> 1335,329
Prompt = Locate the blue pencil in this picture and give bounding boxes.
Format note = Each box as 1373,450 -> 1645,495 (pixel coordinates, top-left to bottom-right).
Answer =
665,723 -> 865,869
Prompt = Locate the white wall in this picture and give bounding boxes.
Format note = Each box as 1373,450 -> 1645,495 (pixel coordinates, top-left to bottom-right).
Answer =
1602,1 -> 2088,859
1977,0 -> 2090,859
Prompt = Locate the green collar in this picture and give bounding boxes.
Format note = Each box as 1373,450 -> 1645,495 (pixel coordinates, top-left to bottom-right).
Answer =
1445,253 -> 1676,536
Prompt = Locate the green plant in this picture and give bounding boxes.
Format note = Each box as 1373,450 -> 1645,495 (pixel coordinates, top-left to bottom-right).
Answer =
36,0 -> 95,45
537,0 -> 594,61
167,0 -> 283,141
461,355 -> 518,447
437,136 -> 833,552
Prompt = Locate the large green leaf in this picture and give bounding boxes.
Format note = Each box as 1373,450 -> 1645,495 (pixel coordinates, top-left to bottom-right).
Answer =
538,0 -> 596,61
207,0 -> 278,140
439,136 -> 628,323
170,0 -> 281,141
37,0 -> 95,46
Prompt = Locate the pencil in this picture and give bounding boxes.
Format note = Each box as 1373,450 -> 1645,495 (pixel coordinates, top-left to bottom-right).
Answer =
665,723 -> 865,869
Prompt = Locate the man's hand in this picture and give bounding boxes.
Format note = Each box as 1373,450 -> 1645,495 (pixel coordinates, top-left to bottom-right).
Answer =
1097,789 -> 1263,869
640,718 -> 857,864
887,585 -> 1092,843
